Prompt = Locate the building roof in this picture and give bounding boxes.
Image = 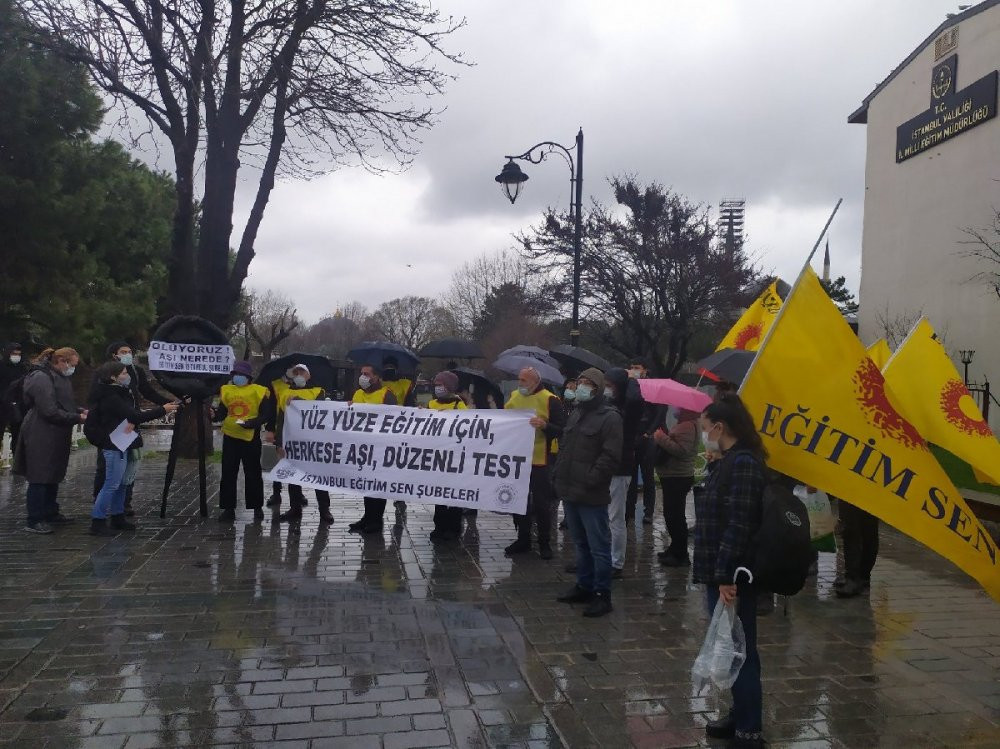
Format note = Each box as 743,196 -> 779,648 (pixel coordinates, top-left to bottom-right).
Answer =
848,0 -> 1000,124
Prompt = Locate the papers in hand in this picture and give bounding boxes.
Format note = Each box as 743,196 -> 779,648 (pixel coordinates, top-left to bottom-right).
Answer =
110,420 -> 139,452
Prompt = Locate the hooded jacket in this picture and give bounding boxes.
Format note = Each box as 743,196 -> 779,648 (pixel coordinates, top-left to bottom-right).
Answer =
604,368 -> 644,476
85,381 -> 167,451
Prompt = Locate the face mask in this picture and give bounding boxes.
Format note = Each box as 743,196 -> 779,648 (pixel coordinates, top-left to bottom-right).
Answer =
604,387 -> 614,399
517,386 -> 531,397
629,368 -> 642,379
63,365 -> 76,377
434,385 -> 449,399
9,355 -> 20,364
232,375 -> 249,386
563,389 -> 576,401
292,375 -> 307,388
575,384 -> 593,402
118,374 -> 132,388
358,374 -> 371,390
702,425 -> 721,453
118,354 -> 134,366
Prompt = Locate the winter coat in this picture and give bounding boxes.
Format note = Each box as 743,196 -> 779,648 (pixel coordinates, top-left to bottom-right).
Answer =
553,394 -> 623,506
654,418 -> 699,478
13,367 -> 81,484
0,358 -> 28,423
87,362 -> 170,411
86,382 -> 166,451
605,368 -> 644,476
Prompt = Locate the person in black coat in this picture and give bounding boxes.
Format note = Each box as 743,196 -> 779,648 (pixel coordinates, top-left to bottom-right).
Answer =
0,342 -> 28,459
604,367 -> 644,577
90,341 -> 172,515
87,361 -> 179,536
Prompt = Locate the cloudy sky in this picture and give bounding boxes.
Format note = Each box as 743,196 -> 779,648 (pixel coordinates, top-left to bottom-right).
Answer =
234,0 -> 959,323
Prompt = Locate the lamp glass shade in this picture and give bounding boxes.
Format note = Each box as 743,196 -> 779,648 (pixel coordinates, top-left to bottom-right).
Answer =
495,160 -> 528,204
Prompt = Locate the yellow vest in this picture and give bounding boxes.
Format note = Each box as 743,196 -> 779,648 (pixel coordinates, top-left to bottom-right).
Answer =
352,386 -> 393,405
220,383 -> 269,442
278,386 -> 324,413
428,398 -> 467,411
384,378 -> 413,406
271,378 -> 290,401
506,388 -> 556,466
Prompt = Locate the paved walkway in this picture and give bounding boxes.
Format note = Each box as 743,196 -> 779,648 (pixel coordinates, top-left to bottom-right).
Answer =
2,448 -> 1000,748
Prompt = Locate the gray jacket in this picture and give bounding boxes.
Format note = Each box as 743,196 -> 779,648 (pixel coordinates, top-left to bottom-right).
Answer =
13,367 -> 81,484
654,418 -> 699,477
553,395 -> 623,506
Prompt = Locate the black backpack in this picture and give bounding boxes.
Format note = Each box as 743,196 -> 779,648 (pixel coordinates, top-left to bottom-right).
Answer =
721,450 -> 813,596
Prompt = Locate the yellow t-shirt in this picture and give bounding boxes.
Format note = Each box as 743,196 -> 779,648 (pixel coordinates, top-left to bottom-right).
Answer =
220,383 -> 270,442
505,388 -> 557,466
428,398 -> 467,411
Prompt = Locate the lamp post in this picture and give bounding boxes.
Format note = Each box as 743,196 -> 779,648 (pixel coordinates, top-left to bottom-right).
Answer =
495,128 -> 584,347
960,349 -> 976,385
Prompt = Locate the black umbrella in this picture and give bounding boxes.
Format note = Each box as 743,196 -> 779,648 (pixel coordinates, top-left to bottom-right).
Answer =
696,348 -> 756,384
346,341 -> 420,375
452,367 -> 504,409
550,344 -> 612,375
257,353 -> 337,393
420,338 -> 484,359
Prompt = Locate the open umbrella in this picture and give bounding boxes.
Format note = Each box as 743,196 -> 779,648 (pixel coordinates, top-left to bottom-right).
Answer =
257,353 -> 337,392
347,341 -> 420,375
637,378 -> 712,413
492,354 -> 564,387
452,367 -> 504,409
550,344 -> 612,374
696,348 -> 756,384
420,338 -> 483,360
497,345 -> 560,368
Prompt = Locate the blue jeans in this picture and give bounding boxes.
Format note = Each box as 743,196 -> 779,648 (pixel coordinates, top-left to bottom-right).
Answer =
93,449 -> 129,519
706,583 -> 762,738
26,483 -> 59,524
564,501 -> 612,594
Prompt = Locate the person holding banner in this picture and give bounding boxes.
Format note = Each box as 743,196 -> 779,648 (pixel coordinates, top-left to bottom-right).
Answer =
85,361 -> 179,536
695,394 -> 766,749
266,364 -> 335,525
554,368 -> 622,617
212,361 -> 269,522
427,370 -> 467,543
504,366 -> 566,560
347,364 -> 398,534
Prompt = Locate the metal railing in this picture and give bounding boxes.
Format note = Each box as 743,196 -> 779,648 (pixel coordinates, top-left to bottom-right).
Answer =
967,380 -> 994,422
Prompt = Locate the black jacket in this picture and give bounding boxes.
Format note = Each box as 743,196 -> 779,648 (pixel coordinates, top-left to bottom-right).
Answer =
85,382 -> 166,451
553,394 -> 623,506
0,357 -> 29,421
88,363 -> 170,412
605,368 -> 644,476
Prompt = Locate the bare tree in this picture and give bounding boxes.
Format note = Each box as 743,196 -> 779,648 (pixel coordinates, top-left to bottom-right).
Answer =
284,301 -> 368,359
961,209 -> 1000,299
19,0 -> 465,326
874,304 -> 926,350
367,295 -> 455,351
244,289 -> 299,361
444,249 -> 546,335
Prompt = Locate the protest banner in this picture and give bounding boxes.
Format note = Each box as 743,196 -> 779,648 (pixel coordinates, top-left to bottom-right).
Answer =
741,267 -> 1000,602
148,341 -> 235,374
269,400 -> 535,513
716,279 -> 783,352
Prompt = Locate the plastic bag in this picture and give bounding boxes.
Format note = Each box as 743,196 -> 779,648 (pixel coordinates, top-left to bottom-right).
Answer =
794,485 -> 837,554
692,598 -> 746,692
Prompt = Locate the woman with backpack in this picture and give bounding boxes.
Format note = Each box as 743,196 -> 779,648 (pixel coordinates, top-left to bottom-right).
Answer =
14,347 -> 88,533
87,361 -> 179,536
695,393 -> 767,749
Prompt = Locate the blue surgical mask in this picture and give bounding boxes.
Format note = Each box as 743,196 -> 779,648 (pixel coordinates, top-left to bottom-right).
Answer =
563,389 -> 576,401
292,375 -> 307,388
575,384 -> 593,402
118,374 -> 131,388
118,353 -> 134,366
232,375 -> 249,386
517,387 -> 531,397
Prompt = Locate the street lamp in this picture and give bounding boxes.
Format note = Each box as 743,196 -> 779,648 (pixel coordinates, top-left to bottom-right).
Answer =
960,349 -> 976,385
495,128 -> 584,347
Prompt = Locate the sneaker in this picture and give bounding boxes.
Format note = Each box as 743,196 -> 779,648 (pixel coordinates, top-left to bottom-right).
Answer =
217,509 -> 236,522
319,510 -> 334,524
556,584 -> 594,603
538,544 -> 553,560
277,510 -> 302,523
504,539 -> 531,556
266,495 -> 281,508
733,732 -> 766,749
348,518 -> 368,532
46,513 -> 74,525
88,519 -> 116,537
705,713 -> 736,739
835,579 -> 865,598
109,514 -> 136,531
253,508 -> 265,521
24,521 -> 54,535
582,591 -> 613,617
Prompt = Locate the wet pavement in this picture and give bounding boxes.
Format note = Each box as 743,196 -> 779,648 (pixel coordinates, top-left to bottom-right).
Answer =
2,447 -> 1000,748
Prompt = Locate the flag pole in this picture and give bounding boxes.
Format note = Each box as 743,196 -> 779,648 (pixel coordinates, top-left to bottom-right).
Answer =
881,316 -> 925,373
738,198 -> 843,394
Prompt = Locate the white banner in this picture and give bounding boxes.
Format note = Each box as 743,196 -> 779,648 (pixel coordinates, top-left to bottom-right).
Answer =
269,401 -> 535,513
148,341 -> 235,374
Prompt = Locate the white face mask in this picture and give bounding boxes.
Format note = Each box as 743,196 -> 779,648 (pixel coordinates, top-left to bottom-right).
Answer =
517,386 -> 531,397
434,385 -> 449,399
9,355 -> 21,364
629,368 -> 642,379
63,365 -> 76,377
702,424 -> 721,453
118,353 -> 134,366
292,375 -> 307,388
358,374 -> 372,390
603,387 -> 614,399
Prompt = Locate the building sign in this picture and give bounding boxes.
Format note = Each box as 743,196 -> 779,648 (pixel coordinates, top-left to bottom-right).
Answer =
896,54 -> 997,163
934,27 -> 958,61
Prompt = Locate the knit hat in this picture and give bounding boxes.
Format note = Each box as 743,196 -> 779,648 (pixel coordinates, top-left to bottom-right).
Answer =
433,370 -> 459,394
578,367 -> 605,391
232,360 -> 253,377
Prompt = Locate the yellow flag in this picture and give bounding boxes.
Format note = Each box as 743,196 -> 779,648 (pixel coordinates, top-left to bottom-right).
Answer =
884,318 -> 1000,485
866,339 -> 892,370
741,268 -> 1000,602
716,280 -> 783,351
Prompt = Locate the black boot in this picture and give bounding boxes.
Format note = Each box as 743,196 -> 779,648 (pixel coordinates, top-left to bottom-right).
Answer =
110,514 -> 136,531
556,584 -> 593,603
89,518 -> 116,537
705,712 -> 736,739
504,538 -> 531,556
582,591 -> 613,617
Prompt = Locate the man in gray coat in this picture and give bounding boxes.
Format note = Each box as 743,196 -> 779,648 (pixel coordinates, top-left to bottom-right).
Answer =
554,368 -> 623,617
